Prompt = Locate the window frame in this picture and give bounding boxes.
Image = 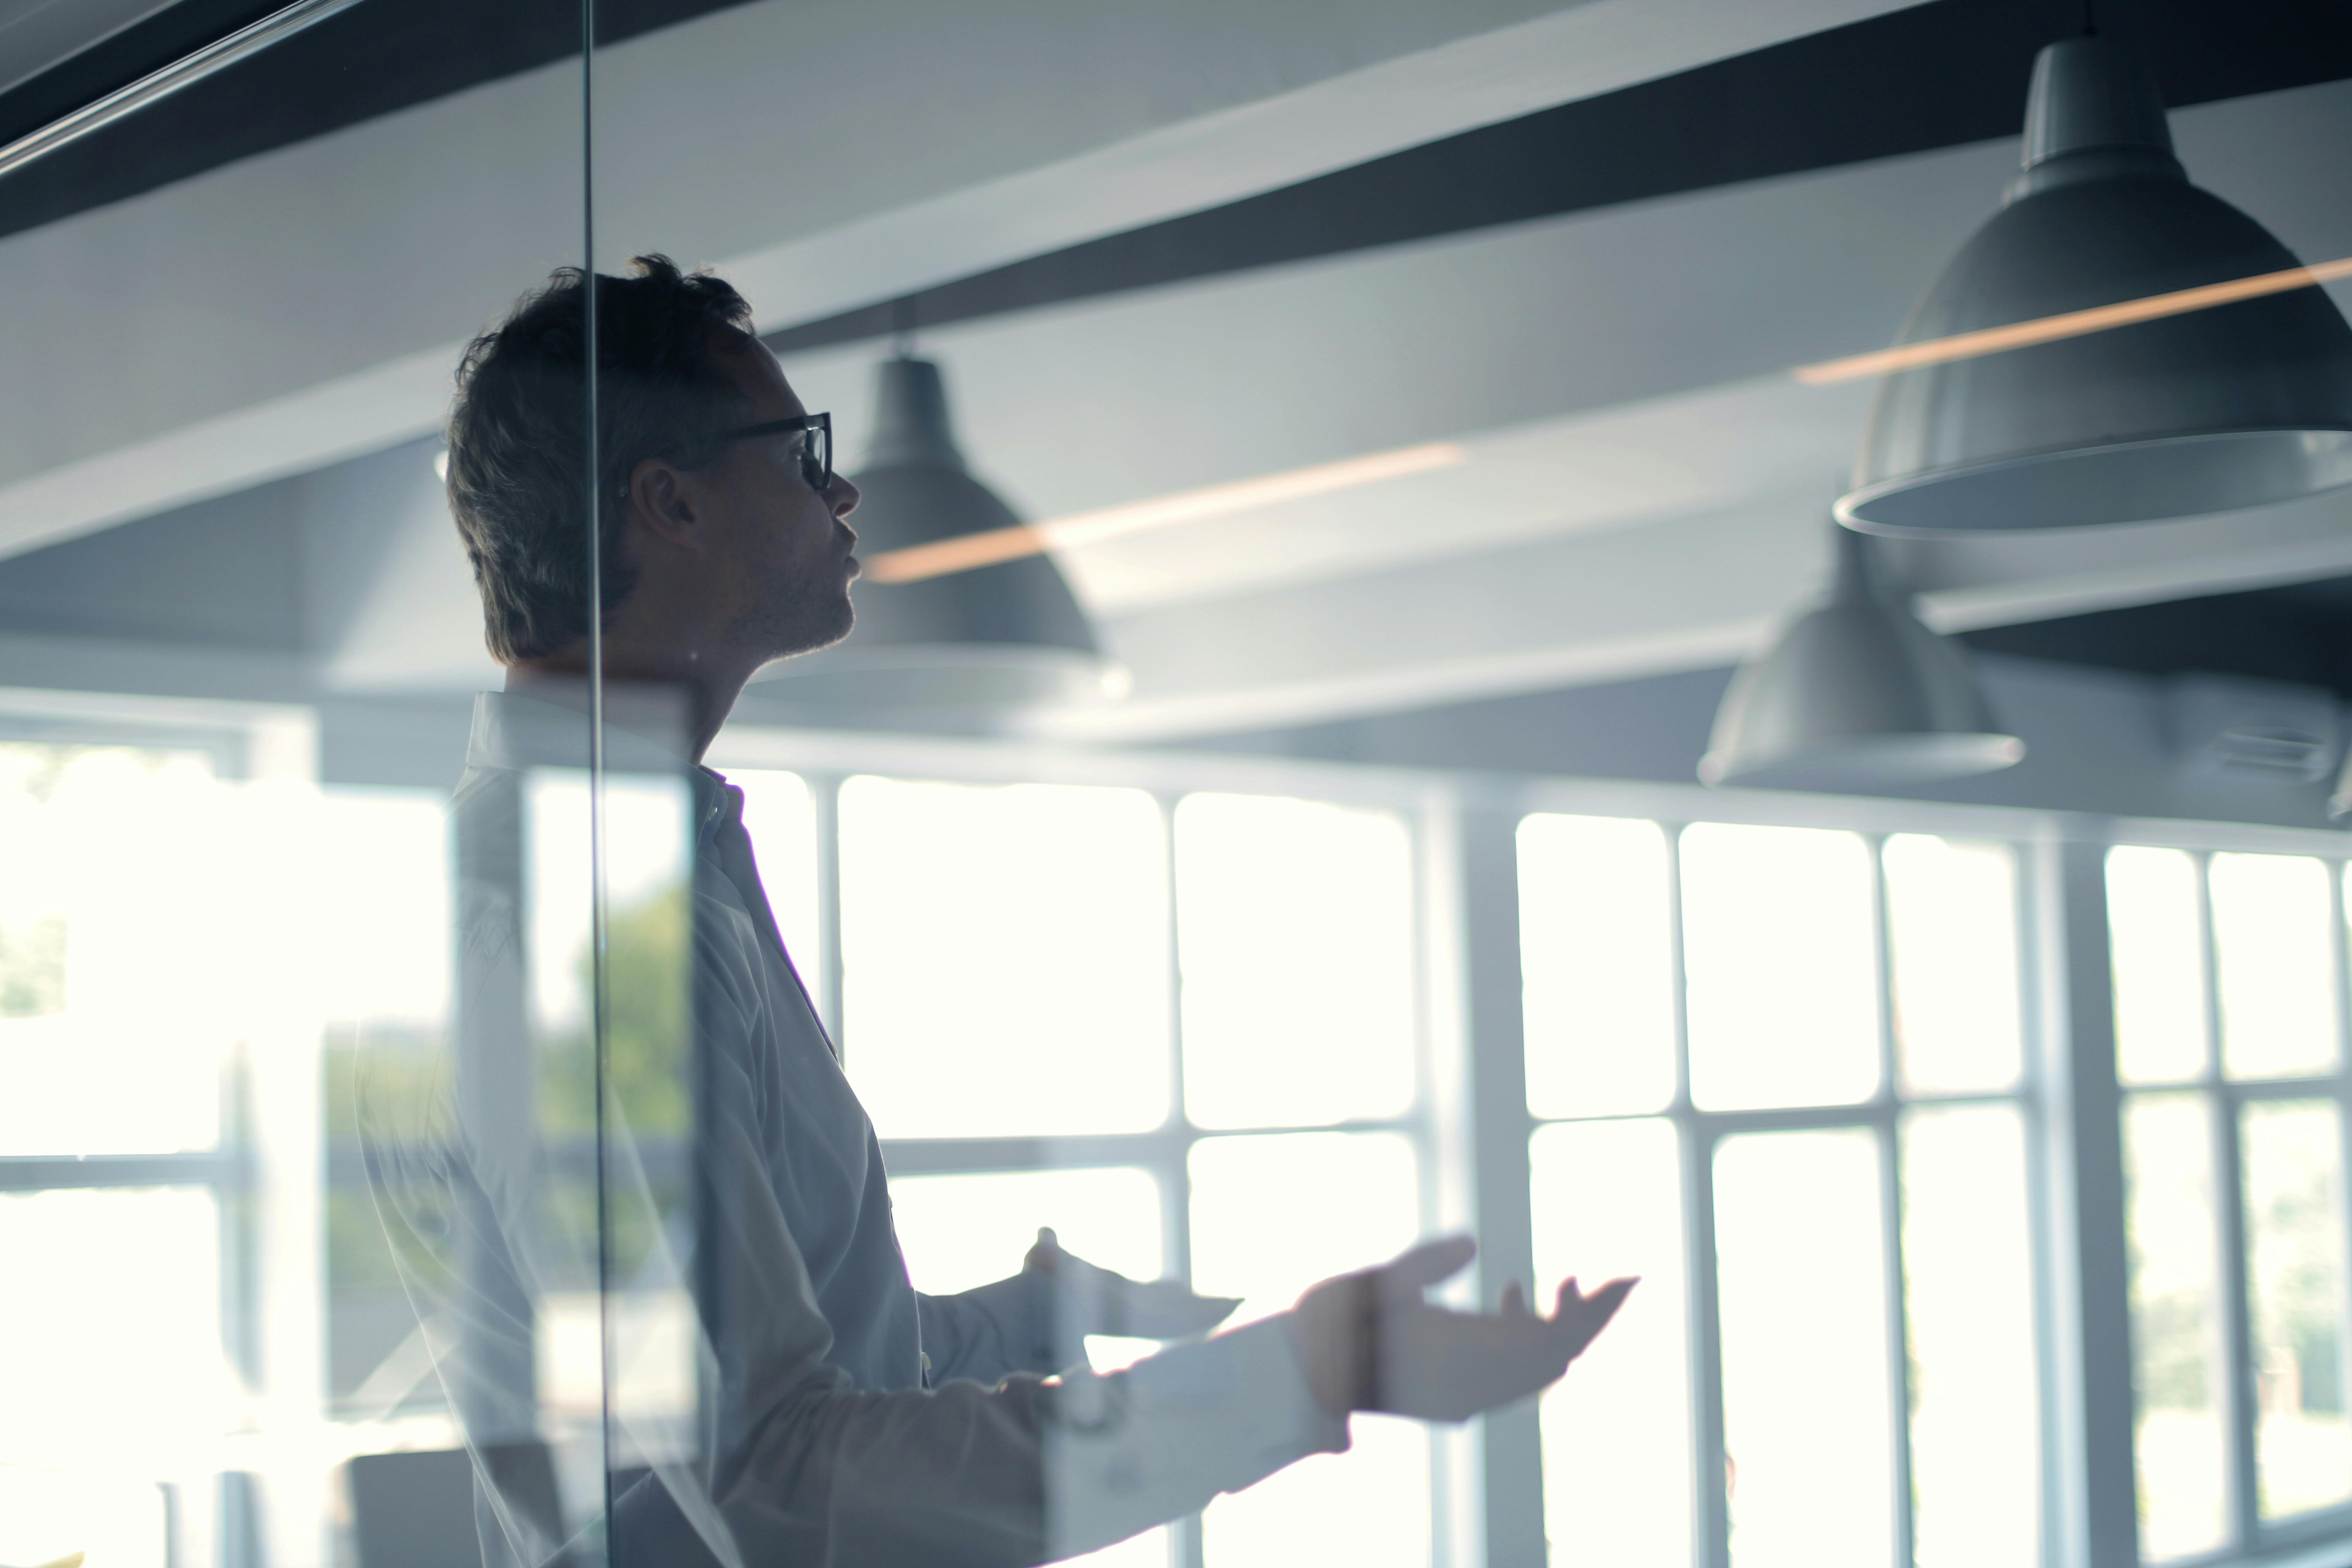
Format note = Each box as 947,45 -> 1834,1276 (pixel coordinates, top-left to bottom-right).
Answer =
15,692 -> 2352,1568
2109,842 -> 2352,1566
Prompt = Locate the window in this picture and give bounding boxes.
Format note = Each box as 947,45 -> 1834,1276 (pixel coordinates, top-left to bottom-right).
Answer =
1519,816 -> 2043,1568
2109,847 -> 2352,1560
20,699 -> 2352,1568
0,736 -> 306,1568
753,772 -> 1438,1568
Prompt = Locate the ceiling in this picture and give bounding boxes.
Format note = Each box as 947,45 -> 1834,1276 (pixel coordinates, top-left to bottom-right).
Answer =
0,0 -> 2346,775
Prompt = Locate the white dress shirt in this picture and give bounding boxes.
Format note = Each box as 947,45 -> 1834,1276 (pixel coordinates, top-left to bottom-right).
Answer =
448,691 -> 1348,1567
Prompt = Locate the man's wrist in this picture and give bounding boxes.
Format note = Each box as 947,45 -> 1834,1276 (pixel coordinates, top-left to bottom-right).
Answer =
1283,1275 -> 1376,1416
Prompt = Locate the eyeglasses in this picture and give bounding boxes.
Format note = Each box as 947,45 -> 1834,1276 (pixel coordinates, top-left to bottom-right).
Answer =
719,411 -> 832,492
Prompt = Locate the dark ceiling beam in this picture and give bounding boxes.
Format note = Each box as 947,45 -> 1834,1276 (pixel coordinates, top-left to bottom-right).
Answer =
766,0 -> 2352,356
0,0 -> 760,242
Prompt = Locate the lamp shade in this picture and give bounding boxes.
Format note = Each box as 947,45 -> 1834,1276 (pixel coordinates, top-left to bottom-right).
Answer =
1838,36 -> 2352,535
752,356 -> 1123,713
1700,526 -> 2024,789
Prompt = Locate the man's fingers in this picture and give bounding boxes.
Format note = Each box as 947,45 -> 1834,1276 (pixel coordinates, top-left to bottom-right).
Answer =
1555,1275 -> 1639,1331
1118,1280 -> 1243,1336
1373,1236 -> 1477,1302
1498,1280 -> 1528,1319
1024,1227 -> 1064,1274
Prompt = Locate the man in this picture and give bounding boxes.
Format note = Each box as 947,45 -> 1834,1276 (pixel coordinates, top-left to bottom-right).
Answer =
441,255 -> 1633,1565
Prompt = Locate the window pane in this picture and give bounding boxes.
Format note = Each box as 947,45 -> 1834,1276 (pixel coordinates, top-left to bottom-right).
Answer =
2242,1100 -> 2352,1519
1681,824 -> 1878,1111
1714,1129 -> 1893,1568
1176,794 -> 1415,1129
1902,1105 -> 2041,1568
2124,1093 -> 2229,1559
840,777 -> 1169,1138
733,768 -> 824,1015
0,1188 -> 226,1465
890,1166 -> 1162,1295
1189,1132 -> 1427,1568
1884,835 -> 2024,1095
1518,815 -> 1676,1118
2211,854 -> 2337,1081
2108,849 -> 2208,1086
0,744 -> 230,1154
1531,1118 -> 1690,1568
0,1469 -> 170,1568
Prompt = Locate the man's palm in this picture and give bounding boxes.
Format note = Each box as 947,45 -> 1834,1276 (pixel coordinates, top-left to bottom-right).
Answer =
1291,1237 -> 1636,1422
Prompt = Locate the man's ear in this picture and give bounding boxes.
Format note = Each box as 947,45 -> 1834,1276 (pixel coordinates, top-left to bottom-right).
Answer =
625,457 -> 703,549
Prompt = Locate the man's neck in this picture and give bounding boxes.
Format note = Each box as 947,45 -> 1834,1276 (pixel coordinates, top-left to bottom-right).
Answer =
503,653 -> 749,763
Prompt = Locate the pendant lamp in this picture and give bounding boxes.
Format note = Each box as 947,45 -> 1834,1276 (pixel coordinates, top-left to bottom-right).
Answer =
1699,525 -> 2024,789
752,355 -> 1124,713
1838,35 -> 2352,535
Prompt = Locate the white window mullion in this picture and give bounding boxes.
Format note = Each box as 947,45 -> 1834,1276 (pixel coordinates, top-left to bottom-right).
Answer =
1662,822 -> 1732,1568
1866,835 -> 1919,1568
2035,836 -> 2142,1568
1454,805 -> 1545,1568
1156,787 -> 1208,1568
2196,854 -> 2261,1553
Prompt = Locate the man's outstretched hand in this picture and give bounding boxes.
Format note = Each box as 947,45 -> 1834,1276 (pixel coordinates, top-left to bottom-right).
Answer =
1287,1237 -> 1636,1422
1024,1227 -> 1241,1364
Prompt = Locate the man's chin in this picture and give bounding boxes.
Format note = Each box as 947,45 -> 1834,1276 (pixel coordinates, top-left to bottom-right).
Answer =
756,598 -> 855,669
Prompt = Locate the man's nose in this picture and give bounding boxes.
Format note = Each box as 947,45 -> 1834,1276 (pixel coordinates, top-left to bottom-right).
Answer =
830,473 -> 861,517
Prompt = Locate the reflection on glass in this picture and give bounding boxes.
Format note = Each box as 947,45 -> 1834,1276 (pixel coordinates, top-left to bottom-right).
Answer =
315,787 -> 453,1417
1884,835 -> 2024,1095
1177,794 -> 1416,1129
1189,1133 -> 1428,1568
0,1189 -> 226,1467
2108,848 -> 2209,1086
1902,1106 -> 2040,1567
1530,1118 -> 1691,1568
841,777 -> 1169,1138
2124,1093 -> 2228,1559
1518,815 -> 1676,1118
0,744 -> 232,1155
733,767 -> 824,1013
1681,824 -> 1878,1111
1714,1129 -> 1892,1568
2242,1100 -> 2352,1519
2211,855 -> 2337,1081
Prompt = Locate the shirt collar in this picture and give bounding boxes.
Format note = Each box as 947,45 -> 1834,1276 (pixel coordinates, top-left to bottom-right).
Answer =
465,688 -> 746,846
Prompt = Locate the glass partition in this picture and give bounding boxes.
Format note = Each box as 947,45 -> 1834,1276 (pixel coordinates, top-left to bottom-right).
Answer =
7,4 -> 2350,1567
0,7 -> 596,1565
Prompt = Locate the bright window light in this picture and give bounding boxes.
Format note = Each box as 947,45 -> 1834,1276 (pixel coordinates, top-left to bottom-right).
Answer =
1532,1117 -> 1691,1568
840,777 -> 1169,1139
1713,1128 -> 1895,1568
0,744 -> 230,1156
2210,854 -> 2337,1081
2107,848 -> 2208,1086
1517,815 -> 1676,1118
2241,1100 -> 2352,1520
1680,824 -> 1878,1111
888,1167 -> 1163,1298
1175,794 -> 1415,1130
2125,1092 -> 2230,1558
1902,1105 -> 2041,1567
1883,835 -> 2024,1095
731,769 -> 824,1012
1188,1131 -> 1427,1568
0,1188 -> 228,1472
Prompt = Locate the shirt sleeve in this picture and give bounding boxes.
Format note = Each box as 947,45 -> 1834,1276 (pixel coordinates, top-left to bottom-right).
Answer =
916,1274 -> 1058,1386
659,911 -> 1351,1567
